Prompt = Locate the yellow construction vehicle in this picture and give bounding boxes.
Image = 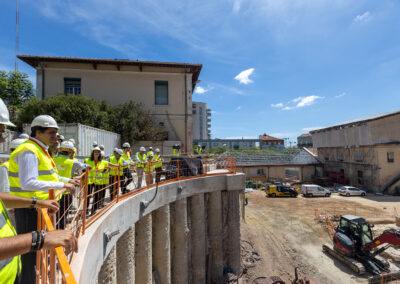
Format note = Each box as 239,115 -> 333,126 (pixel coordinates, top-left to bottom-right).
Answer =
266,185 -> 298,198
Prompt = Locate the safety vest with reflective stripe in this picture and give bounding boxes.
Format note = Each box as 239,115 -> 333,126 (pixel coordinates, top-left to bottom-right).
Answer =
85,160 -> 109,185
122,152 -> 131,169
135,153 -> 147,168
144,160 -> 154,172
109,155 -> 123,176
153,154 -> 162,168
0,161 -> 9,170
172,149 -> 179,156
53,156 -> 75,179
0,200 -> 21,284
8,140 -> 61,200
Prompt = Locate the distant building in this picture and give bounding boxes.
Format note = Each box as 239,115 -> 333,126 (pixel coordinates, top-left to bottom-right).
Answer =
311,109 -> 400,193
194,138 -> 259,150
259,133 -> 285,151
18,55 -> 202,154
297,133 -> 313,148
192,102 -> 211,140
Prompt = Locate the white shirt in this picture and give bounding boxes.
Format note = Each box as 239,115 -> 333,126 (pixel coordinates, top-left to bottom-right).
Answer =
14,137 -> 69,192
0,165 -> 9,193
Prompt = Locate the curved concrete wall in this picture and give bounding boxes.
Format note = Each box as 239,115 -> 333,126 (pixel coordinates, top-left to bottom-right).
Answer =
71,173 -> 245,283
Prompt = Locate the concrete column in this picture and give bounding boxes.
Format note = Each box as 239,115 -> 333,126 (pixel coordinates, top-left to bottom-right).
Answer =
207,191 -> 224,283
98,245 -> 117,284
117,226 -> 135,284
171,198 -> 189,284
190,194 -> 206,284
152,205 -> 171,284
135,214 -> 152,284
226,191 -> 241,274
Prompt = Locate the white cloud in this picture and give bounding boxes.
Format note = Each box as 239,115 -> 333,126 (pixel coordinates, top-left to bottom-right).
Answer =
194,85 -> 214,94
335,92 -> 346,98
271,102 -> 284,108
302,126 -> 323,132
353,11 -> 371,23
271,95 -> 323,110
236,106 -> 242,111
232,0 -> 243,13
234,68 -> 255,85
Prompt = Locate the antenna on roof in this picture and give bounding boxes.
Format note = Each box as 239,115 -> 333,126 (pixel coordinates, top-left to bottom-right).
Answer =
15,0 -> 19,71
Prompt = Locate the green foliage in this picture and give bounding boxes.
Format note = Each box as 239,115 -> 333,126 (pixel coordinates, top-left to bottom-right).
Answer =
16,94 -> 165,142
0,70 -> 35,119
205,146 -> 227,154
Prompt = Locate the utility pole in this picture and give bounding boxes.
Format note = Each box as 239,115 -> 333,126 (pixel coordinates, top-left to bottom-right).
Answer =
15,0 -> 19,71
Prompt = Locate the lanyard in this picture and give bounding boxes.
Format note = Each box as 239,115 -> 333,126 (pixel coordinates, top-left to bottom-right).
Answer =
28,138 -> 56,169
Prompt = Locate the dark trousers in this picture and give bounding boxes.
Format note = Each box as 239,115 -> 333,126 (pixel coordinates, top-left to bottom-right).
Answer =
91,184 -> 102,214
155,167 -> 162,183
15,208 -> 37,283
122,168 -> 132,194
109,175 -> 124,199
58,194 -> 72,229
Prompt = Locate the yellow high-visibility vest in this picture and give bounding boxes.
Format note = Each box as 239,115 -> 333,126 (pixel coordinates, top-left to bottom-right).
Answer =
122,152 -> 131,169
53,156 -> 75,178
153,154 -> 162,168
172,149 -> 179,156
109,155 -> 124,176
9,139 -> 61,200
0,200 -> 21,284
0,161 -> 9,170
135,153 -> 147,168
85,159 -> 109,185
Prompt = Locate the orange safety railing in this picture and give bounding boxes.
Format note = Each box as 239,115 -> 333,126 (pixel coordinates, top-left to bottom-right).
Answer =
380,271 -> 400,283
36,155 -> 236,283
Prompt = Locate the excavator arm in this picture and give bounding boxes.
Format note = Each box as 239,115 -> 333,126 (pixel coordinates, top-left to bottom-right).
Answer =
363,229 -> 400,251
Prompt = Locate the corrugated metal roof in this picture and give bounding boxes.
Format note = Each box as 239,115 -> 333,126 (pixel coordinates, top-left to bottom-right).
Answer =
311,109 -> 400,133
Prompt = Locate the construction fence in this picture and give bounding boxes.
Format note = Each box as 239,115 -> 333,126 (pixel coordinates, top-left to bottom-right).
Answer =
35,155 -> 236,283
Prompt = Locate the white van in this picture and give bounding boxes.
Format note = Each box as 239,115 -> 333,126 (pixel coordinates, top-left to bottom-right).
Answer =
301,184 -> 331,197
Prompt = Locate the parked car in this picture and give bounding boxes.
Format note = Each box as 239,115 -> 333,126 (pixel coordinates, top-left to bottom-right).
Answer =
301,184 -> 331,197
267,185 -> 298,198
339,186 -> 366,197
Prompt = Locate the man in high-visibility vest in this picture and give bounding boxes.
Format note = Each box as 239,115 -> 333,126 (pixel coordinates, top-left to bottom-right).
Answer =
54,141 -> 88,229
147,146 -> 154,158
121,142 -> 133,192
135,146 -> 147,189
68,138 -> 78,160
153,148 -> 163,183
172,144 -> 180,156
145,152 -> 154,185
9,115 -> 79,282
198,144 -> 202,154
109,148 -> 128,197
0,99 -> 78,284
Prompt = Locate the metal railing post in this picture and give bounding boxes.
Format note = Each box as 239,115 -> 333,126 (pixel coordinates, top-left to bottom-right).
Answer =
116,165 -> 120,202
177,159 -> 180,180
82,171 -> 89,235
49,188 -> 56,284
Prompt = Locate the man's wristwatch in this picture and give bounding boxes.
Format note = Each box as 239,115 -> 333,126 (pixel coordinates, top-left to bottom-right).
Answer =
30,197 -> 38,208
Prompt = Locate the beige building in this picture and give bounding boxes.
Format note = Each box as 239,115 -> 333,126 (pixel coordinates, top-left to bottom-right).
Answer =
18,55 -> 202,153
311,110 -> 400,193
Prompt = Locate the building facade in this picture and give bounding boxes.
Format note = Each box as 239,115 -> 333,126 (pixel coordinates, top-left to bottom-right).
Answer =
311,110 -> 400,193
192,102 -> 211,140
194,138 -> 259,150
297,133 -> 313,148
259,133 -> 285,151
18,55 -> 202,153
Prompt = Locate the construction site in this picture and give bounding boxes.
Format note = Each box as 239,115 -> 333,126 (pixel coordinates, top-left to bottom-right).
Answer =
241,189 -> 400,284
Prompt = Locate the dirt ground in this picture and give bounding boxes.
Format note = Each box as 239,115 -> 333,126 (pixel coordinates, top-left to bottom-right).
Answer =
240,190 -> 400,284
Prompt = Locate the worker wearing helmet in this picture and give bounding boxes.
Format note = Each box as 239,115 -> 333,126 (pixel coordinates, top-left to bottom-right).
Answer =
54,141 -> 89,229
57,134 -> 64,144
19,133 -> 29,139
68,138 -> 78,160
145,152 -> 155,185
121,142 -> 133,193
153,148 -> 163,183
198,144 -> 202,155
9,114 -> 80,282
0,138 -> 27,194
109,149 -> 128,198
135,146 -> 147,189
0,101 -> 78,284
172,144 -> 180,156
147,146 -> 154,157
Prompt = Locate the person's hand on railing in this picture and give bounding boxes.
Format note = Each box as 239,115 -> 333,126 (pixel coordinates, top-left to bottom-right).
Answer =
44,230 -> 78,255
35,200 -> 60,215
68,177 -> 80,186
64,183 -> 76,194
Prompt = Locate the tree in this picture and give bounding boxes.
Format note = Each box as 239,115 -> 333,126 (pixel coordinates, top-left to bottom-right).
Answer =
0,70 -> 35,119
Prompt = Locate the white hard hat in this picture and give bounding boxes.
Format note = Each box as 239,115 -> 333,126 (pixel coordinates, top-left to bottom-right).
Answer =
19,133 -> 29,139
116,149 -> 123,155
57,134 -> 65,140
140,146 -> 146,151
100,144 -> 105,148
148,152 -> 154,157
113,147 -> 118,152
101,151 -> 105,157
10,138 -> 26,150
59,141 -> 75,152
149,147 -> 153,150
92,146 -> 101,152
69,138 -> 75,145
155,148 -> 160,153
0,98 -> 16,127
92,141 -> 98,147
31,115 -> 59,129
123,142 -> 131,148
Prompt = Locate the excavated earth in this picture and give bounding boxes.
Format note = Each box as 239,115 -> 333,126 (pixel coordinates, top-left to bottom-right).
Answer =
240,190 -> 400,284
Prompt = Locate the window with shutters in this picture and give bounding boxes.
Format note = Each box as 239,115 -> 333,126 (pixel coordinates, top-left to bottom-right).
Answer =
155,81 -> 168,105
64,78 -> 81,95
387,152 -> 394,163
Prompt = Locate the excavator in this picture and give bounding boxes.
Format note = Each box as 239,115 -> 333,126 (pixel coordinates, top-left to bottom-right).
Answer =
323,214 -> 400,283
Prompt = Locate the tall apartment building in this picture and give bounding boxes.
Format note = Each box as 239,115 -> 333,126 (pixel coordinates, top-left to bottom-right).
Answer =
18,55 -> 202,153
192,101 -> 211,140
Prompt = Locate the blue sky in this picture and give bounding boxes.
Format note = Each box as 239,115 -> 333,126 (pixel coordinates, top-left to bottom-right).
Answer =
1,0 -> 400,144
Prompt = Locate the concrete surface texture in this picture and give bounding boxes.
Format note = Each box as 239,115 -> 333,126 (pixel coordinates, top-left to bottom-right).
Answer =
71,173 -> 245,284
116,226 -> 135,284
97,246 -> 116,284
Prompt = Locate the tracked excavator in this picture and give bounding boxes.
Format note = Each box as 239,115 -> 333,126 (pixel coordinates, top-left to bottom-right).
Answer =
323,214 -> 400,283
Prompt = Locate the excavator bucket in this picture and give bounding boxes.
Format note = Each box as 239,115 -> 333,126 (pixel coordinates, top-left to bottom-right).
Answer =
368,271 -> 400,284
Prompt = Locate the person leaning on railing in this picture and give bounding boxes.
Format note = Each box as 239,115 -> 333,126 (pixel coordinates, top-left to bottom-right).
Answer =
145,153 -> 155,186
121,142 -> 133,193
109,148 -> 128,198
8,114 -> 80,283
135,147 -> 147,189
153,148 -> 163,183
0,99 -> 78,284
